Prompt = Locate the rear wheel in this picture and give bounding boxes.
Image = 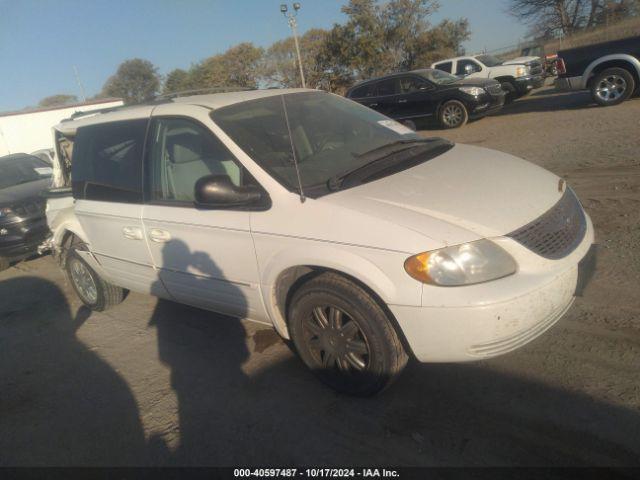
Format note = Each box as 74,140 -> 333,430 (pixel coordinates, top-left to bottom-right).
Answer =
289,272 -> 408,396
438,100 -> 468,129
66,247 -> 124,311
591,68 -> 635,106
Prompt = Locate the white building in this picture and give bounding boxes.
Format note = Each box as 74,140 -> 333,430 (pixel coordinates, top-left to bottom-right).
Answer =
0,98 -> 124,157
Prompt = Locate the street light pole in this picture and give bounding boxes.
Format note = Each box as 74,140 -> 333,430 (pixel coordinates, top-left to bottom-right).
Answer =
281,3 -> 306,88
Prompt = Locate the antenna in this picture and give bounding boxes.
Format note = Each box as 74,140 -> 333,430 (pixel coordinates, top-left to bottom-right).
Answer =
280,95 -> 305,203
73,66 -> 87,102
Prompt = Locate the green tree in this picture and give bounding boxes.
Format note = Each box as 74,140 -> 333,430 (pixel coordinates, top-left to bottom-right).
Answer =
37,94 -> 79,107
178,42 -> 264,91
318,0 -> 469,90
262,29 -> 329,88
102,58 -> 161,104
163,68 -> 190,94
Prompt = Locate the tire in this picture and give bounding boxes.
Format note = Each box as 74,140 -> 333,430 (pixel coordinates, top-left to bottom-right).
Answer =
66,247 -> 124,312
591,68 -> 635,106
500,81 -> 517,104
438,100 -> 468,129
288,272 -> 408,396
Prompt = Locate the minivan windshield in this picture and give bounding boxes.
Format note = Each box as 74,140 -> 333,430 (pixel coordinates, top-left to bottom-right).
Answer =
0,154 -> 52,190
475,54 -> 504,67
211,92 -> 451,195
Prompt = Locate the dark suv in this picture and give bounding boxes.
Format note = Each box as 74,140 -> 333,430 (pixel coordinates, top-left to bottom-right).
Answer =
346,69 -> 506,129
0,154 -> 52,271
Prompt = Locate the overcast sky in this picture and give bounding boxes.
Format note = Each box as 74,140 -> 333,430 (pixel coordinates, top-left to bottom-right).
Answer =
0,0 -> 524,112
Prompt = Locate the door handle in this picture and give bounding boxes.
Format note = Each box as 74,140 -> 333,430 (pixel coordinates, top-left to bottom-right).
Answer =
122,226 -> 143,240
369,103 -> 378,107
149,228 -> 171,243
398,99 -> 408,104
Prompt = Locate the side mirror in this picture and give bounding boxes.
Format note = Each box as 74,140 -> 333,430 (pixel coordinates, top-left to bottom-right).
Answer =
464,64 -> 475,75
194,174 -> 264,208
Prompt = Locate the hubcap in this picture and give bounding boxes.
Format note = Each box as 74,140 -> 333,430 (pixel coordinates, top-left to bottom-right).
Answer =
303,305 -> 370,373
70,258 -> 98,304
595,75 -> 627,102
443,104 -> 464,126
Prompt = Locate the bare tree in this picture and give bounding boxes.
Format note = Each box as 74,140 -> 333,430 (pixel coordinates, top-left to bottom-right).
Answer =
509,0 -> 639,37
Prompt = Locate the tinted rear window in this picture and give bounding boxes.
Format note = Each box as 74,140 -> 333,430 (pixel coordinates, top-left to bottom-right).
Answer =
434,61 -> 452,73
349,83 -> 375,98
72,119 -> 147,203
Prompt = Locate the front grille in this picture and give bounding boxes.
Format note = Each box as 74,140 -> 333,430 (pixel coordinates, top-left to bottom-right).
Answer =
527,60 -> 543,76
507,188 -> 586,259
486,83 -> 504,96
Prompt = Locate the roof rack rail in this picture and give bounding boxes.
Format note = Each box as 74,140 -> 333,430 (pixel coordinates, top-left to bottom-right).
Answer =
157,86 -> 255,100
61,104 -> 129,122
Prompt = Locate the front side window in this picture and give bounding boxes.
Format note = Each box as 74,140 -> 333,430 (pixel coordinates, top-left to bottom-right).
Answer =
147,118 -> 246,203
72,119 -> 147,203
456,59 -> 482,75
210,92 -> 453,197
398,76 -> 428,94
419,69 -> 459,85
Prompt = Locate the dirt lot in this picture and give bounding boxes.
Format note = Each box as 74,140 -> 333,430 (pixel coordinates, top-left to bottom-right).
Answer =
1,87 -> 639,467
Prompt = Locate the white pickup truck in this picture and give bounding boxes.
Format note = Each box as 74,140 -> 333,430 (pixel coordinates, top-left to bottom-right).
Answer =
432,54 -> 545,101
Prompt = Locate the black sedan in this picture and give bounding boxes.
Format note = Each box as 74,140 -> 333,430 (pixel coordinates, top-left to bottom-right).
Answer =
346,68 -> 506,129
0,153 -> 52,271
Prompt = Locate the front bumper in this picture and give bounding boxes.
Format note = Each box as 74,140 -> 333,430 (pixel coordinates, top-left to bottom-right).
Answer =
555,75 -> 584,91
390,217 -> 594,363
470,92 -> 506,117
514,74 -> 545,93
0,217 -> 49,262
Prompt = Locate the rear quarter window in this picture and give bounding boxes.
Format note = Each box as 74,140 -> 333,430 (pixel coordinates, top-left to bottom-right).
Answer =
72,119 -> 147,203
434,61 -> 453,73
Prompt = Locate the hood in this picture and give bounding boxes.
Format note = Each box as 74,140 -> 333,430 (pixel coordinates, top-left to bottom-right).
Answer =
0,178 -> 51,206
503,56 -> 540,65
322,144 -> 563,242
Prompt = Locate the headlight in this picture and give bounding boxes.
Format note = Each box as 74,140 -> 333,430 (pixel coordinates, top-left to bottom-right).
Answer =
515,66 -> 527,77
404,239 -> 517,286
458,86 -> 485,96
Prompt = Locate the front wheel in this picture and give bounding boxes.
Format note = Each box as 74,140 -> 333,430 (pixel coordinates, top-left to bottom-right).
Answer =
591,68 -> 635,106
66,248 -> 125,311
288,272 -> 408,396
438,100 -> 468,129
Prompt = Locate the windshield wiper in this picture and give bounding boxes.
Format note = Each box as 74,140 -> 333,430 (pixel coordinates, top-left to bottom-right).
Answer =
353,138 -> 435,161
327,138 -> 452,191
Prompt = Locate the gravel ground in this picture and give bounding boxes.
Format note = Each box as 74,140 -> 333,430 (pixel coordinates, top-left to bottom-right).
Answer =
1,87 -> 639,467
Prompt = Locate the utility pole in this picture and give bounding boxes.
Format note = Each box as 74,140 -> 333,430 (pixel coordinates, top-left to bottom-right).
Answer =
73,65 -> 87,102
280,3 -> 306,88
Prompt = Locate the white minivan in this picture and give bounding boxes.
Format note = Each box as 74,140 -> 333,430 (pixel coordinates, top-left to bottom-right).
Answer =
47,89 -> 595,395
